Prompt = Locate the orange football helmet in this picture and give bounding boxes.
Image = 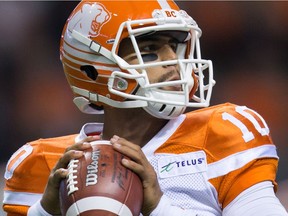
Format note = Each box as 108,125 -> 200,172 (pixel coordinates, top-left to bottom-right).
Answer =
60,0 -> 215,119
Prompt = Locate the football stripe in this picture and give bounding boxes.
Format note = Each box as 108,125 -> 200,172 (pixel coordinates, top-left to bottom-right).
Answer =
90,140 -> 111,146
66,196 -> 133,216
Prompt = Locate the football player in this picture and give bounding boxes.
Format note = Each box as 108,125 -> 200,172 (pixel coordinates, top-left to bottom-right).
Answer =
3,0 -> 288,215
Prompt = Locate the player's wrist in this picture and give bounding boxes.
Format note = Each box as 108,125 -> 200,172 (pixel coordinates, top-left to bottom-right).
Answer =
142,188 -> 163,216
40,189 -> 62,215
40,199 -> 61,215
28,200 -> 57,216
148,194 -> 170,216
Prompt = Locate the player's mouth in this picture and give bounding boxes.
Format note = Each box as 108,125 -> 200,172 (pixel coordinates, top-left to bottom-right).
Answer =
160,71 -> 183,91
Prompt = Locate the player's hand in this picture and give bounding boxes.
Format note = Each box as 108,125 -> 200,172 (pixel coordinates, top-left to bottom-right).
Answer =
110,135 -> 163,216
40,135 -> 100,215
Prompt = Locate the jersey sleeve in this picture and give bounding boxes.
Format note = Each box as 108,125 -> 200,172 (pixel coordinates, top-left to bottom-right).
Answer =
205,103 -> 278,208
2,135 -> 76,215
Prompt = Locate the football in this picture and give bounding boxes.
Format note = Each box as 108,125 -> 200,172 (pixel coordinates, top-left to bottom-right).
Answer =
59,140 -> 143,216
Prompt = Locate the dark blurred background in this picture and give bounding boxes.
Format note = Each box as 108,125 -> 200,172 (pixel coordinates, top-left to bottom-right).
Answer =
0,1 -> 287,214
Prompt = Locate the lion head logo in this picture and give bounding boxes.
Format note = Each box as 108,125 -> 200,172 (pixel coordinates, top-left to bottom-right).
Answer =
68,2 -> 111,37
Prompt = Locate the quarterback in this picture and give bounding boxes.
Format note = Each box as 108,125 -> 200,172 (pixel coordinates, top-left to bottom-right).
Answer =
3,0 -> 288,216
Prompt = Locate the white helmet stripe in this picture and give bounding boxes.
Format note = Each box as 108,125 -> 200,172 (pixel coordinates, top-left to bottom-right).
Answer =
157,0 -> 171,9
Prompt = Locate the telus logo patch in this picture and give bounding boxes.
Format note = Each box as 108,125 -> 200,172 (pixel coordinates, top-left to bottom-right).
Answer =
158,151 -> 207,178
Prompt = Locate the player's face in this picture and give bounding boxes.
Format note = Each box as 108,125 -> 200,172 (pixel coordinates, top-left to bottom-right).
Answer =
119,34 -> 184,91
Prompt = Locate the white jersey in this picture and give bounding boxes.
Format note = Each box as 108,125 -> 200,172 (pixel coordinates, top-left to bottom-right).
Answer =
3,103 -> 279,215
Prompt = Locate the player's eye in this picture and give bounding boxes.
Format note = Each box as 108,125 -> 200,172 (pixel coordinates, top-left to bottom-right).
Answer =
139,43 -> 160,62
141,53 -> 158,62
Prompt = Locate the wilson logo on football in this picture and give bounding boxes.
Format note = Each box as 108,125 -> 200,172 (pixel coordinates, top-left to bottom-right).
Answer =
68,2 -> 111,37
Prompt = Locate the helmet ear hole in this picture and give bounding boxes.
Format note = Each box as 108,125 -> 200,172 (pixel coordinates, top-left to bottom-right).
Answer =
80,65 -> 98,80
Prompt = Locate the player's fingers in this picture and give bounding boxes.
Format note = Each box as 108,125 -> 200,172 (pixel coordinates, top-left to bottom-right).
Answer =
121,157 -> 156,181
110,135 -> 140,151
53,150 -> 84,172
51,136 -> 101,180
110,136 -> 154,179
110,135 -> 145,163
48,168 -> 68,187
110,135 -> 163,214
121,157 -> 144,174
65,135 -> 100,152
41,168 -> 68,215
